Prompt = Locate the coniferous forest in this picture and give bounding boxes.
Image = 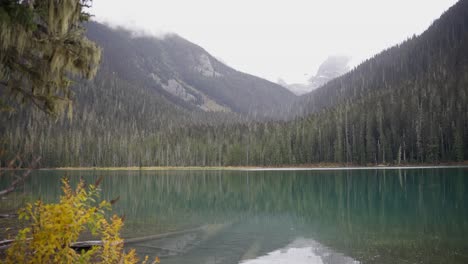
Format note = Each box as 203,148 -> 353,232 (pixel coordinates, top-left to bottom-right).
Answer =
1,0 -> 468,167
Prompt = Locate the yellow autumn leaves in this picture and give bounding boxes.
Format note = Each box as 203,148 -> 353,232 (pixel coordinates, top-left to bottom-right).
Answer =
2,178 -> 158,264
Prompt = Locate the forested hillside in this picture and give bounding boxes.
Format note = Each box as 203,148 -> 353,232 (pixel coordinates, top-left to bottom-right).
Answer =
166,0 -> 467,166
109,0 -> 467,167
0,68 -> 246,167
287,0 -> 468,164
0,22 -> 294,167
86,22 -> 296,118
1,0 -> 467,167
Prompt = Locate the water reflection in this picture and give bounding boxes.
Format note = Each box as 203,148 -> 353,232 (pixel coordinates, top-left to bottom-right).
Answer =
1,168 -> 467,263
240,238 -> 359,264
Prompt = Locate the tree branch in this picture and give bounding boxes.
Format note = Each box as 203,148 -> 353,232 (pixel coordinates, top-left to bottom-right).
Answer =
0,157 -> 41,196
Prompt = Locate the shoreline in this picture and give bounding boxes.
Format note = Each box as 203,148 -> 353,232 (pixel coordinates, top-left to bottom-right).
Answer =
25,161 -> 468,171
1,162 -> 467,171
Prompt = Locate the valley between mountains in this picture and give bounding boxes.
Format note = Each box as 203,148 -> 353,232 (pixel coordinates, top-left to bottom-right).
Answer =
1,0 -> 468,167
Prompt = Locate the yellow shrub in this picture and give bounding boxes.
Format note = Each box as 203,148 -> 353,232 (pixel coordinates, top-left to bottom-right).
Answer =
2,178 -> 159,264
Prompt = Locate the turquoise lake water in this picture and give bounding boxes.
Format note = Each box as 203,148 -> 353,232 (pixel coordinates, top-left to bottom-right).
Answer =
1,167 -> 468,264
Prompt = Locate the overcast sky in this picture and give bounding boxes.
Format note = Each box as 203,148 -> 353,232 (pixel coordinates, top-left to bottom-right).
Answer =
91,0 -> 458,84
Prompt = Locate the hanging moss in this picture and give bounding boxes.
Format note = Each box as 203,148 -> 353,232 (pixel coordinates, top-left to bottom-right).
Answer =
0,0 -> 101,117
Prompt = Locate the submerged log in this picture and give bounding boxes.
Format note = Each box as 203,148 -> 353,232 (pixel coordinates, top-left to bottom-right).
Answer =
0,214 -> 18,219
125,226 -> 206,245
0,239 -> 15,250
0,225 -> 215,252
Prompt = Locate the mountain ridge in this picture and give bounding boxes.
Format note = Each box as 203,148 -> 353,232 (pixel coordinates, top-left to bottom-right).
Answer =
85,22 -> 296,119
299,0 -> 468,114
1,1 -> 467,166
279,56 -> 350,95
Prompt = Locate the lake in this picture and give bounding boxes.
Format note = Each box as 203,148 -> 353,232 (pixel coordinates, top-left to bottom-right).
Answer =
1,167 -> 468,264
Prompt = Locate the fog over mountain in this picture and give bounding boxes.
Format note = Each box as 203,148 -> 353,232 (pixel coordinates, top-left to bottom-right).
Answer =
86,22 -> 296,118
278,56 -> 351,95
1,2 -> 468,264
91,0 -> 458,84
1,0 -> 467,168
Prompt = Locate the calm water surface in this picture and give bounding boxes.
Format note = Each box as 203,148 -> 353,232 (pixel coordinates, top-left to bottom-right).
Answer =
1,168 -> 468,264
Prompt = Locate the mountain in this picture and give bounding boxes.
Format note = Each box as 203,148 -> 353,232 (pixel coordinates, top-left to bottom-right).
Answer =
307,56 -> 350,90
258,0 -> 468,164
2,0 -> 467,167
280,56 -> 350,95
134,0 -> 468,166
0,21 -> 295,167
299,0 -> 468,115
86,22 -> 296,118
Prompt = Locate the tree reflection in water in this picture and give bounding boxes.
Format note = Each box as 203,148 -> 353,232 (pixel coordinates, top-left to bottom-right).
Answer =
1,168 -> 467,264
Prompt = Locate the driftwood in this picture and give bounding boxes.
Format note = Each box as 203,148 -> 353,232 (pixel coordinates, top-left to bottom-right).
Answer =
70,240 -> 109,252
0,239 -> 15,250
0,239 -> 109,252
0,225 -> 208,252
0,214 -> 17,219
